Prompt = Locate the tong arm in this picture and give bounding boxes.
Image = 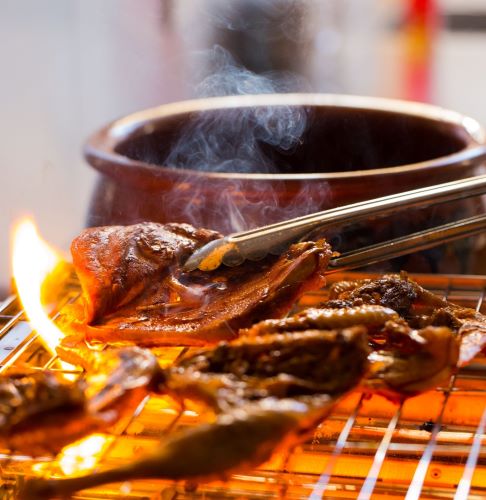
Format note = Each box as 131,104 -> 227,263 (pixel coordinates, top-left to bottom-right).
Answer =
183,173 -> 486,272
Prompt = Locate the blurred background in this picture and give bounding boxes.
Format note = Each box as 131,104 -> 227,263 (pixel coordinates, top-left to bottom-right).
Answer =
2,0 -> 486,295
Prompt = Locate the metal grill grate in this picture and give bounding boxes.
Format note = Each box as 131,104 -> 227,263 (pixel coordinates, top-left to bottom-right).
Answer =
1,273 -> 486,499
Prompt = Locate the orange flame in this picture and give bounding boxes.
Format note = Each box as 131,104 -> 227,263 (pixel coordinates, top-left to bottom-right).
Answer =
12,217 -> 67,355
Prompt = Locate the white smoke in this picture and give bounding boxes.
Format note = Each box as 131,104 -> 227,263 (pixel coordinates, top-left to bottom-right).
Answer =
166,46 -> 308,174
163,45 -> 327,233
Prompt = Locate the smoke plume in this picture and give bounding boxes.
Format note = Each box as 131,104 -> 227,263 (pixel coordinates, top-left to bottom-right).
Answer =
164,45 -> 326,233
166,46 -> 308,174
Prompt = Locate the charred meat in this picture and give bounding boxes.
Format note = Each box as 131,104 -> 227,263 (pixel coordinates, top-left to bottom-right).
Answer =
65,222 -> 333,346
71,222 -> 221,323
241,301 -> 459,401
22,326 -> 369,498
159,326 -> 370,411
21,397 -> 336,499
0,371 -> 85,456
1,348 -> 159,456
325,273 -> 485,365
365,323 -> 458,401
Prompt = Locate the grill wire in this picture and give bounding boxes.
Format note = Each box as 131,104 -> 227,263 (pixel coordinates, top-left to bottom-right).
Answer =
1,273 -> 486,499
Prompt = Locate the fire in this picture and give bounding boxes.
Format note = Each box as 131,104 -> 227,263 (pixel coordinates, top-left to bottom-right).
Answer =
12,217 -> 68,355
12,219 -> 112,472
58,434 -> 113,476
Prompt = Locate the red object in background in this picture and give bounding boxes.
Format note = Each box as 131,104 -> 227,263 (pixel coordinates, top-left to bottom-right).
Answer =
405,0 -> 440,29
402,0 -> 441,103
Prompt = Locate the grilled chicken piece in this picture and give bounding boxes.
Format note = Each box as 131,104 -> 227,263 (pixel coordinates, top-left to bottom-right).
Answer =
22,327 -> 369,499
160,326 -> 370,411
365,324 -> 459,401
0,372 -> 86,456
66,222 -> 333,346
325,273 -> 486,365
1,348 -> 159,456
21,396 -> 335,500
241,303 -> 459,401
71,222 -> 221,323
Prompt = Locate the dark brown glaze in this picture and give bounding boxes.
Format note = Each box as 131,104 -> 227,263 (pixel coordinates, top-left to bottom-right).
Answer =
66,223 -> 333,346
71,222 -> 221,323
326,273 -> 486,365
241,304 -> 400,337
240,295 -> 459,401
22,327 -> 369,499
365,324 -> 459,402
326,274 -> 420,315
161,327 -> 370,411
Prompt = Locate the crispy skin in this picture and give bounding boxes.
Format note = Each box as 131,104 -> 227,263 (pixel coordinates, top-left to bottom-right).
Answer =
365,324 -> 459,402
67,223 -> 333,346
72,223 -> 221,323
161,327 -> 370,411
326,273 -> 486,366
242,300 -> 459,401
241,304 -> 400,337
22,328 -> 369,499
1,348 -> 159,456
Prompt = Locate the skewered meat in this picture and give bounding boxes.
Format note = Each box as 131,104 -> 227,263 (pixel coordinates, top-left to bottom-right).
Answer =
65,222 -> 333,346
1,348 -> 159,456
324,273 -> 485,365
241,303 -> 459,401
22,326 -> 369,499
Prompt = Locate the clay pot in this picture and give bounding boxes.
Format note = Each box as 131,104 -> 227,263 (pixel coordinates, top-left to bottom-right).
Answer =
85,94 -> 486,272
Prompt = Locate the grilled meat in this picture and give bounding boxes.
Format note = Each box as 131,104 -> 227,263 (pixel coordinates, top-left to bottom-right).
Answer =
326,275 -> 420,315
241,304 -> 401,337
0,372 -> 86,456
21,397 -> 336,500
1,348 -> 159,456
22,326 -> 369,498
325,273 -> 485,365
365,323 -> 459,401
160,326 -> 370,411
71,222 -> 221,323
241,302 -> 459,401
66,222 -> 332,346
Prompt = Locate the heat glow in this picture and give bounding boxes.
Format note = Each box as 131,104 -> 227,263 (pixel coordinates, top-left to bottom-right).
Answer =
12,217 -> 66,355
58,434 -> 113,476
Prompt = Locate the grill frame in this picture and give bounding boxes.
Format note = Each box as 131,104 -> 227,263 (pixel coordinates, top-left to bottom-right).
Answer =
1,272 -> 486,499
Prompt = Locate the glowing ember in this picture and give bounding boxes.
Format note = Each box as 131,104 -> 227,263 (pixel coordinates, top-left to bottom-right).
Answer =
12,217 -> 67,355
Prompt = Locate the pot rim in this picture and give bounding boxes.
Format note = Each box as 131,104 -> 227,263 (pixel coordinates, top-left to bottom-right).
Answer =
85,93 -> 486,181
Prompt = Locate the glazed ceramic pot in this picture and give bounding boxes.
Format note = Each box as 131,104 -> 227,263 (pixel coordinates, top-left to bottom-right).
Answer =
85,94 -> 486,272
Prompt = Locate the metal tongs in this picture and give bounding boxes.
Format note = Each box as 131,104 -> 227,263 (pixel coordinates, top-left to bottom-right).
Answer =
183,174 -> 486,273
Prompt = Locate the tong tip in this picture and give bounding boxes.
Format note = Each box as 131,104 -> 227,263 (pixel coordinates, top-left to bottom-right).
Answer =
183,238 -> 239,272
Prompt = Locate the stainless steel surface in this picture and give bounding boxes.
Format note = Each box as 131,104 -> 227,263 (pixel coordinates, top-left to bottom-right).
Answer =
183,172 -> 486,272
2,273 -> 486,499
328,213 -> 486,272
